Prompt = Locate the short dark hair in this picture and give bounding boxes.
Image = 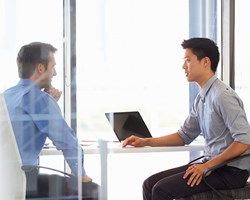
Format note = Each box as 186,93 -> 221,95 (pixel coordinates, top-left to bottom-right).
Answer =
17,42 -> 57,78
181,38 -> 220,73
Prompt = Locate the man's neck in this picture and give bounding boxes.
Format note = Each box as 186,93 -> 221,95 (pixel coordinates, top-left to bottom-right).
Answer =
197,72 -> 215,89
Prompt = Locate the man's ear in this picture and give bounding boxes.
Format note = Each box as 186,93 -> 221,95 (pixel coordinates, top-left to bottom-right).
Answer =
203,56 -> 211,68
37,63 -> 45,73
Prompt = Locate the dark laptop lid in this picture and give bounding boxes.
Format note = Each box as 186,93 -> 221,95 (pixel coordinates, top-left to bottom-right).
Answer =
105,111 -> 152,142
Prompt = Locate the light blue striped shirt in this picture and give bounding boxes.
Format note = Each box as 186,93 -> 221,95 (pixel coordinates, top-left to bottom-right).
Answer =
4,79 -> 85,176
178,75 -> 250,170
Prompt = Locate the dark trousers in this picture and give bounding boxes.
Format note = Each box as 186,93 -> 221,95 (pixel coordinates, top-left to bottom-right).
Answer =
25,169 -> 99,200
143,163 -> 249,200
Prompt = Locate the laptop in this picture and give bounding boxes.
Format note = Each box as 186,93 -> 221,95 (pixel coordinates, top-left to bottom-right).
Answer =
105,111 -> 152,142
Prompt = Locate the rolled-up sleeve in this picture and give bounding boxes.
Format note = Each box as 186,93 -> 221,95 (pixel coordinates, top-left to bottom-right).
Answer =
215,90 -> 250,145
178,100 -> 201,145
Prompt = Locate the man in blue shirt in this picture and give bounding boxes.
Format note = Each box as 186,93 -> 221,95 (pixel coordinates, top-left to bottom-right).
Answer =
4,42 -> 99,199
123,38 -> 250,200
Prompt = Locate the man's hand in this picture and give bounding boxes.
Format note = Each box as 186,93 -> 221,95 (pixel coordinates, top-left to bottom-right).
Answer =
122,135 -> 147,147
44,87 -> 62,102
82,175 -> 93,183
183,163 -> 211,187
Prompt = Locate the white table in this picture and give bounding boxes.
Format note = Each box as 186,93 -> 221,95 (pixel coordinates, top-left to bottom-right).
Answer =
41,142 -> 204,155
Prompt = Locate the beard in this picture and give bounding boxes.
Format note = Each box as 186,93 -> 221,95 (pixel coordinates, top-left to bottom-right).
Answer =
40,79 -> 52,90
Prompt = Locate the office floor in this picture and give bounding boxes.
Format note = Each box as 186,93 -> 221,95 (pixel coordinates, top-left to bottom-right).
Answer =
41,152 -> 190,199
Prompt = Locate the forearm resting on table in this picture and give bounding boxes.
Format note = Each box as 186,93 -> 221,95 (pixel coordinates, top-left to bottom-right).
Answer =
145,132 -> 185,147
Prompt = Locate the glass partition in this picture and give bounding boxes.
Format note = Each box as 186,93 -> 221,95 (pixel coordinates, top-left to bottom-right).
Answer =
1,0 -> 223,199
0,0 -> 64,109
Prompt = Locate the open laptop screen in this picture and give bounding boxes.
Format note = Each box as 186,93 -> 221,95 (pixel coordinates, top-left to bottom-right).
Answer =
105,111 -> 152,142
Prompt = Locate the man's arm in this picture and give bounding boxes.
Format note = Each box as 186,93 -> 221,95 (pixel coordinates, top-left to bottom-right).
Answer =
122,132 -> 185,147
206,141 -> 250,168
183,141 -> 250,187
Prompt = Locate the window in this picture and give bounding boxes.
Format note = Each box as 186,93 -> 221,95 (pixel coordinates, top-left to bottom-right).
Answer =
76,0 -> 189,141
75,0 -> 221,141
235,0 -> 250,119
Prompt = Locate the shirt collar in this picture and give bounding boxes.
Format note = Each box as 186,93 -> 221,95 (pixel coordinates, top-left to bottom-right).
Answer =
199,75 -> 218,102
18,79 -> 40,90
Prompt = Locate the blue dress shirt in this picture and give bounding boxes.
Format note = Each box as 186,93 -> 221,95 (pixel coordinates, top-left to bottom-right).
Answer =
4,79 -> 85,176
178,75 -> 250,170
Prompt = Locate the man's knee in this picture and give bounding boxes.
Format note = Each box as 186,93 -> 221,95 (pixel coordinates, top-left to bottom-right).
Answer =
82,182 -> 99,200
142,177 -> 152,192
